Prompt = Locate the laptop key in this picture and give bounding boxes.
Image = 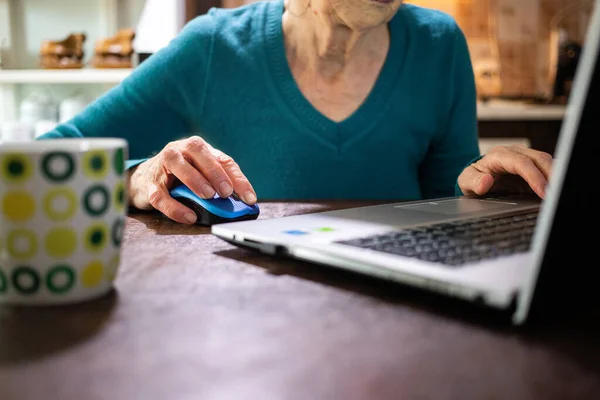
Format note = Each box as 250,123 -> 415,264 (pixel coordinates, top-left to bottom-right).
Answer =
335,210 -> 539,267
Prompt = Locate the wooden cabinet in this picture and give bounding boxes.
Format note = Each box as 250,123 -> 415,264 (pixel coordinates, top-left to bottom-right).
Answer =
185,0 -> 224,21
476,102 -> 565,155
479,120 -> 562,155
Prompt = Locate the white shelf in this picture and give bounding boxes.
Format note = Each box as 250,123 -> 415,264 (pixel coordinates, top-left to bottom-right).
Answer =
477,101 -> 566,121
0,68 -> 133,84
0,0 -> 143,123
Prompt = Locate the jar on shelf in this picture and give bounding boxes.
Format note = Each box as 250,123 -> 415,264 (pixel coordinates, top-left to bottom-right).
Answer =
0,37 -> 7,69
34,120 -> 58,139
60,93 -> 88,123
19,91 -> 59,128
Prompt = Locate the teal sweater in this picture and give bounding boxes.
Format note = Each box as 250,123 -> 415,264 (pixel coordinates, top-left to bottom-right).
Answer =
38,0 -> 480,200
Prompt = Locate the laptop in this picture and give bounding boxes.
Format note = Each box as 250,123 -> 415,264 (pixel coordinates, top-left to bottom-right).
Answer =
212,3 -> 600,326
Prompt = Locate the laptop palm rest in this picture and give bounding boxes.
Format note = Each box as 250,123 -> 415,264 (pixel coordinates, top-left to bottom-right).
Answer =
321,196 -> 541,227
394,198 -> 520,214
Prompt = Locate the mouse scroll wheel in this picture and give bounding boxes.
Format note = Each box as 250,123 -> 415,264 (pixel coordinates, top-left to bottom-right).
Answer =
231,192 -> 242,202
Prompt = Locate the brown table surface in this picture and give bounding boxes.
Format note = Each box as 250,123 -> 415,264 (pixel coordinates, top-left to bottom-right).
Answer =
1,201 -> 599,400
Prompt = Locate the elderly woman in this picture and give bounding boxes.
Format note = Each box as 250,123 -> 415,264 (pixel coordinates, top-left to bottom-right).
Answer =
39,0 -> 552,224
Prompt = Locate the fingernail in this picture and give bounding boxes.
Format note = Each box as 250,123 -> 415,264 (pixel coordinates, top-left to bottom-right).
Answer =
476,176 -> 484,188
184,213 -> 197,224
201,184 -> 216,199
219,182 -> 233,197
244,192 -> 257,204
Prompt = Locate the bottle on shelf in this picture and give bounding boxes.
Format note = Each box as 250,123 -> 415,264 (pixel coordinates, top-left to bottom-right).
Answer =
0,121 -> 33,142
18,90 -> 59,139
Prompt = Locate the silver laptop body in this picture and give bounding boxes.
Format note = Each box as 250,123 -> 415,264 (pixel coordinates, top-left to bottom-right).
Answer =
212,3 -> 600,326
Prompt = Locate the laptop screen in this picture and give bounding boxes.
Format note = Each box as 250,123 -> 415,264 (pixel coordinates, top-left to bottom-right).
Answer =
514,2 -> 600,325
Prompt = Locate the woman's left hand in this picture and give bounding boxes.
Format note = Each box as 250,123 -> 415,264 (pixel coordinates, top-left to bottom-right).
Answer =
457,145 -> 553,199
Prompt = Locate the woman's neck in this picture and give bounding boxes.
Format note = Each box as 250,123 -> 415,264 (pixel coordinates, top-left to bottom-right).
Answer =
282,4 -> 389,82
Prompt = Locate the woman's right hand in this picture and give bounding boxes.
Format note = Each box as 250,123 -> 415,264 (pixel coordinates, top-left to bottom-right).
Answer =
127,136 -> 257,224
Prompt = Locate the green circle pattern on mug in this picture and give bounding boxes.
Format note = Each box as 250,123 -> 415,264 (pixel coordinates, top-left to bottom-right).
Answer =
83,185 -> 111,217
12,266 -> 41,295
46,265 -> 76,294
41,152 -> 75,182
84,223 -> 109,253
83,150 -> 109,180
113,148 -> 125,176
114,182 -> 126,212
1,153 -> 33,184
112,217 -> 125,247
0,145 -> 126,298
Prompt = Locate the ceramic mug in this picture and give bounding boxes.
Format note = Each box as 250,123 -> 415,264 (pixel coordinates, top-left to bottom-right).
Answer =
0,138 -> 128,305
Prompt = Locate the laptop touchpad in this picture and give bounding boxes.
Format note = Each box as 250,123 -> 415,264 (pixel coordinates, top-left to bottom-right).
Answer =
394,197 -> 518,215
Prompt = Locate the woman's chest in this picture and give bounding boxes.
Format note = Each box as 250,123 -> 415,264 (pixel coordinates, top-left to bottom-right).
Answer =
290,63 -> 384,123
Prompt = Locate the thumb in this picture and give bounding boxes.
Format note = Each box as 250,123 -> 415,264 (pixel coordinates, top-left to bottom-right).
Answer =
458,166 -> 495,195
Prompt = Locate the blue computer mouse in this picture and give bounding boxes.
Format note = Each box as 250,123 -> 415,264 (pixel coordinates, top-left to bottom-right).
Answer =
169,184 -> 260,225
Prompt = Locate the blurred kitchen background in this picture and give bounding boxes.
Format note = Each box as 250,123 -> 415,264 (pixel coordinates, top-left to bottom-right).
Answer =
409,0 -> 595,100
0,0 -> 596,152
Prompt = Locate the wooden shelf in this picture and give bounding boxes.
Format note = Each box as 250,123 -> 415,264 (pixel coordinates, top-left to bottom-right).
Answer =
0,68 -> 133,84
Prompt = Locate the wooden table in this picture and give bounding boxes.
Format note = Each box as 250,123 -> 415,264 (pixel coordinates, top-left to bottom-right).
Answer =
1,202 -> 599,400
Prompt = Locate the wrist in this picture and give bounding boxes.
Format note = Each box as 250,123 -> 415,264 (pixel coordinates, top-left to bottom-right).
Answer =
126,162 -> 150,210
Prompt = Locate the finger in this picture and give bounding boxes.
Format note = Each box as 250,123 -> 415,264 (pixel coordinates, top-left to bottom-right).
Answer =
161,146 -> 216,199
497,153 -> 548,198
214,151 -> 257,204
147,183 -> 198,224
180,137 -> 233,198
458,165 -> 495,196
514,147 -> 553,181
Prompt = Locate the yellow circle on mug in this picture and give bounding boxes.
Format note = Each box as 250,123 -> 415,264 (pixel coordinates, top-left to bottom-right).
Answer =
45,227 -> 78,259
83,150 -> 109,180
43,187 -> 78,222
84,223 -> 109,253
81,260 -> 105,288
2,191 -> 36,222
107,254 -> 120,282
7,229 -> 38,260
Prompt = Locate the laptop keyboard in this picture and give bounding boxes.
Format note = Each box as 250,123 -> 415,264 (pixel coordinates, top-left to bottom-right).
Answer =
335,210 -> 539,267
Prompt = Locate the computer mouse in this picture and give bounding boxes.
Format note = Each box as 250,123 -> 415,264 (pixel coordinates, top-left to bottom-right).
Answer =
169,184 -> 260,225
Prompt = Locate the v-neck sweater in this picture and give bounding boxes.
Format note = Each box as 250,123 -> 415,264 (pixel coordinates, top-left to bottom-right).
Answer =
37,0 -> 480,200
